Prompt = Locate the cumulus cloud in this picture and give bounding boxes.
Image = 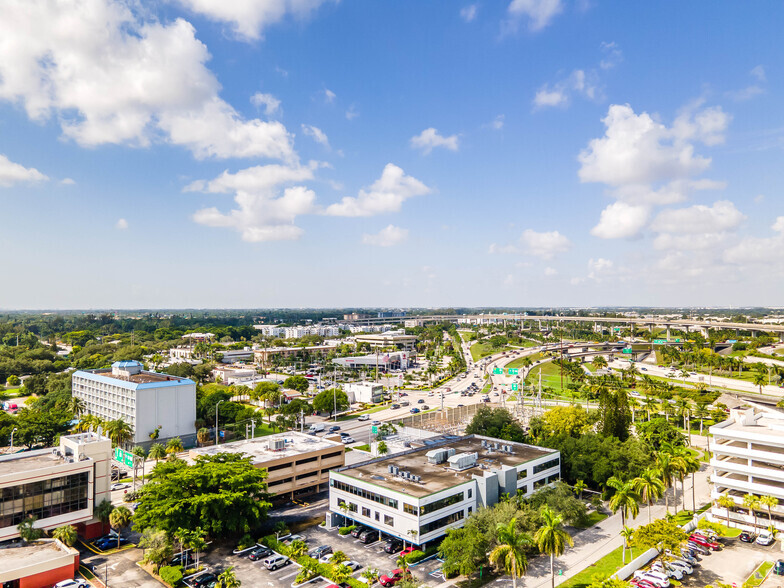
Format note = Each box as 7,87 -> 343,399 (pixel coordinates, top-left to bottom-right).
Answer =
251,92 -> 281,116
173,0 -> 334,40
60,178 -> 76,185
520,229 -> 571,259
0,0 -> 295,161
488,243 -> 521,255
362,225 -> 409,247
534,69 -> 599,109
599,41 -> 623,70
410,128 -> 460,155
324,164 -> 431,217
650,200 -> 745,235
533,88 -> 568,108
302,124 -> 330,148
324,89 -> 336,104
460,4 -> 478,22
0,154 -> 47,187
590,202 -> 650,239
116,218 -> 129,230
723,216 -> 784,265
187,162 -> 319,242
507,0 -> 563,31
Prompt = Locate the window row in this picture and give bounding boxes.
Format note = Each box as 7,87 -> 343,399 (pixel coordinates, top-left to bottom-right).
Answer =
331,479 -> 399,509
419,509 -> 464,535
421,491 -> 464,515
533,458 -> 560,475
0,472 -> 89,529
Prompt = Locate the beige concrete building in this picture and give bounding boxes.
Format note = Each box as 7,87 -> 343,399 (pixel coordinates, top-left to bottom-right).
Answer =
0,539 -> 80,588
0,431 -> 113,542
355,331 -> 417,352
188,432 -> 344,499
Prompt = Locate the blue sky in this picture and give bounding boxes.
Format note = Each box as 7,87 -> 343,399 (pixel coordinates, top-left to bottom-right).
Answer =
0,1 -> 782,309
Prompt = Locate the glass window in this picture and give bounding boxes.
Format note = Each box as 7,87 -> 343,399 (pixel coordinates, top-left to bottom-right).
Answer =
362,507 -> 371,517
0,471 -> 89,529
421,492 -> 464,515
331,479 -> 399,509
419,510 -> 464,536
517,469 -> 528,479
533,458 -> 559,475
384,514 -> 394,526
403,503 -> 419,515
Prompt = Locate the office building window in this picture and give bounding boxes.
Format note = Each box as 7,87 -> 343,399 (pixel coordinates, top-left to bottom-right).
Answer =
0,472 -> 89,529
330,479 -> 399,509
421,492 -> 464,515
362,507 -> 371,518
533,458 -> 559,475
384,515 -> 394,526
419,510 -> 464,535
404,503 -> 419,515
467,488 -> 472,499
517,469 -> 528,479
375,511 -> 380,521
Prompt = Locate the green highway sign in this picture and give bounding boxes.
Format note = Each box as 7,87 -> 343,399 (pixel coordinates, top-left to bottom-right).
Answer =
653,339 -> 667,344
492,367 -> 502,375
114,447 -> 134,467
674,338 -> 682,343
511,383 -> 518,391
371,426 -> 378,435
622,348 -> 633,354
507,368 -> 519,375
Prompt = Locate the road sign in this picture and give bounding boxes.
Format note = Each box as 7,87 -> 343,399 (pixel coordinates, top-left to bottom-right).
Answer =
371,426 -> 378,435
622,348 -> 633,354
507,368 -> 519,375
653,339 -> 667,344
511,383 -> 518,391
114,447 -> 134,467
492,367 -> 502,375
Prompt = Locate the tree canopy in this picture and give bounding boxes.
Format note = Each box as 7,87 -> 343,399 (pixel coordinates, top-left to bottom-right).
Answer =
465,407 -> 527,442
313,388 -> 349,415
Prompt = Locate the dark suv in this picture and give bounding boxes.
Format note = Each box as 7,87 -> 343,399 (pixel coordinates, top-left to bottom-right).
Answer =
384,539 -> 403,554
359,529 -> 379,544
309,545 -> 333,559
350,525 -> 367,538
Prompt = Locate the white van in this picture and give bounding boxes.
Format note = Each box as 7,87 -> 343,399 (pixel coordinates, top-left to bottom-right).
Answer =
309,423 -> 326,433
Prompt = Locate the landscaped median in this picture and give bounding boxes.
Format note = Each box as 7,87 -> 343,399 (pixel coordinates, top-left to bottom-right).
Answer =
745,561 -> 774,588
262,535 -> 365,588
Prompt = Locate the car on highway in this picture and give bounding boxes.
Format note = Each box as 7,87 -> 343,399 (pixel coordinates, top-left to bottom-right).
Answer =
409,408 -> 419,414
417,399 -> 425,404
357,415 -> 370,421
111,482 -> 130,491
422,405 -> 430,410
400,401 -> 410,407
341,436 -> 355,443
371,420 -> 381,426
248,546 -> 273,561
263,555 -> 291,570
328,425 -> 341,433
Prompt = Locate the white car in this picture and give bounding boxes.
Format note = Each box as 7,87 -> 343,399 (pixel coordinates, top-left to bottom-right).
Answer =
111,483 -> 130,491
319,553 -> 335,563
756,530 -> 775,545
343,561 -> 362,571
634,571 -> 670,588
666,560 -> 692,575
357,415 -> 370,421
652,562 -> 683,580
341,436 -> 355,444
54,582 -> 90,588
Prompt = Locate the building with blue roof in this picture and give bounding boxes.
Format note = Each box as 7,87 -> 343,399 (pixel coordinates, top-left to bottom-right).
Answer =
72,360 -> 196,447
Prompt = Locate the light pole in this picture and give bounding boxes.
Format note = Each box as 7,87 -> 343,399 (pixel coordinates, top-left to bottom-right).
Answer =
215,400 -> 225,446
10,427 -> 17,450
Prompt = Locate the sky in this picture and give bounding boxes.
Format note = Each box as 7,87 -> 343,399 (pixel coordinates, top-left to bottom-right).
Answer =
0,0 -> 782,309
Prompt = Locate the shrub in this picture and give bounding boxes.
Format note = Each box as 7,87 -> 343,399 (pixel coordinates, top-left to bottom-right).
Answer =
159,565 -> 183,586
405,550 -> 425,563
338,525 -> 356,535
237,533 -> 255,550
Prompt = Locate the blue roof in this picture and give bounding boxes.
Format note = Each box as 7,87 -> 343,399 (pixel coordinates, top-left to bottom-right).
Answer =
111,360 -> 142,368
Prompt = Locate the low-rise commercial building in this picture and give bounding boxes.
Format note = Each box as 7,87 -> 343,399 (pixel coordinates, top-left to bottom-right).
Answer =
0,431 -> 112,542
328,435 -> 560,548
189,432 -> 345,500
355,331 -> 417,352
212,364 -> 257,385
332,351 -> 410,371
710,406 -> 784,531
344,382 -> 384,404
0,539 -> 81,588
72,360 -> 197,447
254,344 -> 338,365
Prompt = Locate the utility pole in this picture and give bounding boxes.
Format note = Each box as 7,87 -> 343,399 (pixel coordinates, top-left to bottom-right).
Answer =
215,399 -> 225,446
251,418 -> 256,439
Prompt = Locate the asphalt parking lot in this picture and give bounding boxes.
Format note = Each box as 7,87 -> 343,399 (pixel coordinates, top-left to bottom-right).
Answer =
675,536 -> 781,587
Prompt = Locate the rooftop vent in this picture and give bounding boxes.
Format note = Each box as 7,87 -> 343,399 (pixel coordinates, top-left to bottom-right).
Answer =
426,447 -> 457,465
447,452 -> 478,471
268,439 -> 286,451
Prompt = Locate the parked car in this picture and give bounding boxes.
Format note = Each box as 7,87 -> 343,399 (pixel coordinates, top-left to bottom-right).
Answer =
633,571 -> 670,588
263,555 -> 291,570
248,546 -> 273,561
351,526 -> 367,538
192,573 -> 218,588
54,581 -> 90,588
94,536 -> 130,550
358,415 -> 370,421
380,569 -> 410,587
283,534 -> 306,544
343,561 -> 362,571
384,539 -> 404,554
172,551 -> 195,567
320,553 -> 336,563
400,546 -> 415,556
686,541 -> 710,555
666,559 -> 692,575
688,534 -> 721,550
359,529 -> 379,544
757,530 -> 775,546
630,579 -> 657,588
739,531 -> 756,543
310,545 -> 333,559
652,562 -> 683,580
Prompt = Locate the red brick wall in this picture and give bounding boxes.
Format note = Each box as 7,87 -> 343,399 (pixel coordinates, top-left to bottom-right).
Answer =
19,562 -> 76,588
79,520 -> 108,540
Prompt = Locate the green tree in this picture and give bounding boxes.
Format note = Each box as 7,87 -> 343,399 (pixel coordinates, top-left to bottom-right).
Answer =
331,550 -> 348,565
218,566 -> 242,588
7,374 -> 20,386
95,499 -> 115,526
489,518 -> 530,588
104,418 -> 134,447
289,539 -> 308,558
109,506 -> 133,549
15,407 -> 73,448
620,526 -> 635,562
439,526 -> 489,578
313,388 -> 349,416
760,495 -> 778,528
753,371 -> 766,394
149,443 -> 166,460
331,564 -> 353,585
139,527 -> 173,572
716,494 -> 735,529
166,437 -> 184,456
283,376 -> 310,394
605,476 -> 640,563
188,528 -> 208,570
534,506 -> 573,588
133,453 -> 271,539
632,519 -> 686,552
632,468 -> 664,523
465,406 -> 527,442
17,517 -> 43,543
743,494 -> 761,532
378,440 -> 389,456
597,388 -> 632,440
573,479 -> 587,500
52,524 -> 78,547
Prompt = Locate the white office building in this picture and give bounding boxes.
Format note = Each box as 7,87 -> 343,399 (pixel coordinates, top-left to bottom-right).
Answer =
328,435 -> 560,548
710,406 -> 784,531
344,382 -> 384,404
72,361 -> 197,447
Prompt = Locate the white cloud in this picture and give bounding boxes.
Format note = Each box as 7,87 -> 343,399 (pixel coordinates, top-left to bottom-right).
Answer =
0,1 -> 295,161
590,202 -> 650,239
533,69 -> 599,109
460,4 -> 478,22
588,258 -> 613,273
325,164 -> 431,217
723,216 -> 784,265
60,178 -> 76,185
507,0 -> 563,31
345,105 -> 359,120
250,92 -> 281,116
115,218 -> 129,230
362,225 -> 409,247
754,194 -> 765,204
727,65 -> 767,102
751,65 -> 766,82
533,87 -> 568,108
188,162 -> 319,242
520,229 -> 571,259
650,200 -> 745,235
324,89 -> 336,103
488,243 -> 521,255
172,0 -> 334,40
489,115 -> 505,130
599,41 -> 623,70
301,124 -> 330,148
410,128 -> 460,154
544,267 -> 558,276
0,154 -> 47,187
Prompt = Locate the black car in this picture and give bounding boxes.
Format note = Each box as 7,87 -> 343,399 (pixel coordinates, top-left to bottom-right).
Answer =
774,560 -> 784,576
172,551 -> 195,567
192,573 -> 218,588
391,404 -> 400,409
417,399 -> 425,404
309,545 -> 333,559
384,539 -> 404,554
739,532 -> 756,543
249,546 -> 273,561
350,525 -> 367,538
359,529 -> 379,544
329,425 -> 341,433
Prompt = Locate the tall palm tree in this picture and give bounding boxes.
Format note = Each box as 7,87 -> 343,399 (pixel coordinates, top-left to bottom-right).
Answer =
189,529 -> 207,571
675,448 -> 701,512
66,396 -> 86,418
621,526 -> 635,562
148,443 -> 166,461
489,518 -> 530,588
534,506 -> 574,588
132,446 -> 147,489
52,524 -> 78,547
104,418 -> 133,447
753,372 -> 766,394
606,476 -> 640,564
109,506 -> 132,549
218,566 -> 242,588
716,494 -> 735,528
166,437 -> 184,456
743,494 -> 761,532
633,468 -> 665,523
573,480 -> 587,500
655,451 -> 676,514
760,495 -> 778,530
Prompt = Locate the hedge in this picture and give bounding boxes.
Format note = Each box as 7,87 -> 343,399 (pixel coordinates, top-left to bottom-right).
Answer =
261,535 -> 365,588
338,525 -> 356,535
159,565 -> 183,586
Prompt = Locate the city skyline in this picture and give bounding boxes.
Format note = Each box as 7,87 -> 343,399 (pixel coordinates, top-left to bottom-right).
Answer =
0,1 -> 782,308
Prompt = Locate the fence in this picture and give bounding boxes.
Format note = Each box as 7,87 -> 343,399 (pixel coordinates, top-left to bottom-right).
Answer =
612,547 -> 660,580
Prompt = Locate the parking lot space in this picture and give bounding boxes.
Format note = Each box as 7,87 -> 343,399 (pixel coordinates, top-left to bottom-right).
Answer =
678,537 -> 779,587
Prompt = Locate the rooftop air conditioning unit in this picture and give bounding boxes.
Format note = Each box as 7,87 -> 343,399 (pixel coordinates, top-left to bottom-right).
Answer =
388,465 -> 395,474
447,452 -> 478,471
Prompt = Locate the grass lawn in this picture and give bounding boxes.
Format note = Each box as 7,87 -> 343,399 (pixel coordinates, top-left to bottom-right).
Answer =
505,353 -> 542,369
470,341 -> 512,361
746,561 -> 774,587
573,511 -> 608,529
354,444 -> 370,452
338,404 -> 389,420
559,546 -> 624,588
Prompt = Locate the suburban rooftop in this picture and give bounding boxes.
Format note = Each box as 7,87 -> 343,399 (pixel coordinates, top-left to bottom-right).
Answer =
336,435 -> 557,497
187,431 -> 344,464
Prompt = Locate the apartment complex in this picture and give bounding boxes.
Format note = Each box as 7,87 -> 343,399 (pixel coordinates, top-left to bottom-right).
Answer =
72,360 -> 196,446
328,435 -> 560,548
189,432 -> 344,499
710,406 -> 784,531
0,431 -> 112,542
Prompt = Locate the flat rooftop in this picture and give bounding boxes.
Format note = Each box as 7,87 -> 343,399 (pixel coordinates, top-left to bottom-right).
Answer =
188,432 -> 343,464
0,450 -> 71,476
713,410 -> 784,441
337,435 -> 557,497
88,368 -> 181,384
0,540 -> 76,571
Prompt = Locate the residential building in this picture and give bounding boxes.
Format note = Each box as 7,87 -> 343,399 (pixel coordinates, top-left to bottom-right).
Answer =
218,348 -> 254,363
254,325 -> 285,337
0,539 -> 80,588
0,431 -> 112,542
254,343 -> 338,365
182,332 -> 214,342
328,435 -> 560,548
344,382 -> 384,404
189,432 -> 344,500
72,361 -> 196,446
710,406 -> 784,531
355,331 -> 417,352
169,346 -> 194,361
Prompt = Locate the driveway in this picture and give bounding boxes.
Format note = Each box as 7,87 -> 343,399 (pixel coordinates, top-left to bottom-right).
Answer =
679,537 -> 779,587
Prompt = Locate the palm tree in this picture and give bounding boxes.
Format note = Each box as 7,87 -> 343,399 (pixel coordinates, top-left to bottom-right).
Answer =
52,524 -> 78,547
361,568 -> 380,585
753,371 -> 766,394
743,494 -> 761,532
67,396 -> 86,417
95,499 -> 115,529
332,564 -> 353,585
197,428 -> 210,446
331,550 -> 348,565
109,506 -> 132,549
605,476 -> 640,546
489,518 -> 530,588
716,494 -> 735,528
104,418 -> 133,447
675,448 -> 701,512
534,506 -> 573,588
289,539 -> 308,558
189,529 -> 207,570
166,437 -> 184,457
621,526 -> 635,561
132,446 -> 147,489
573,479 -> 587,500
633,468 -> 665,523
655,451 -> 676,514
217,566 -> 241,588
148,443 -> 166,461
760,495 -> 778,529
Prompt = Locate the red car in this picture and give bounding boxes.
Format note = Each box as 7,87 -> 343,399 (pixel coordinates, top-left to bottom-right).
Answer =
380,569 -> 410,587
400,546 -> 415,557
630,580 -> 657,588
689,534 -> 721,550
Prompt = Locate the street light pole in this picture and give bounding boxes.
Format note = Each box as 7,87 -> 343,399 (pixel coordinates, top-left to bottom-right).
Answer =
10,427 -> 17,450
215,400 -> 225,446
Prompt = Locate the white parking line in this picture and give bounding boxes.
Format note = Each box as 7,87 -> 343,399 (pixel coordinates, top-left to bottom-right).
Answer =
278,570 -> 300,581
